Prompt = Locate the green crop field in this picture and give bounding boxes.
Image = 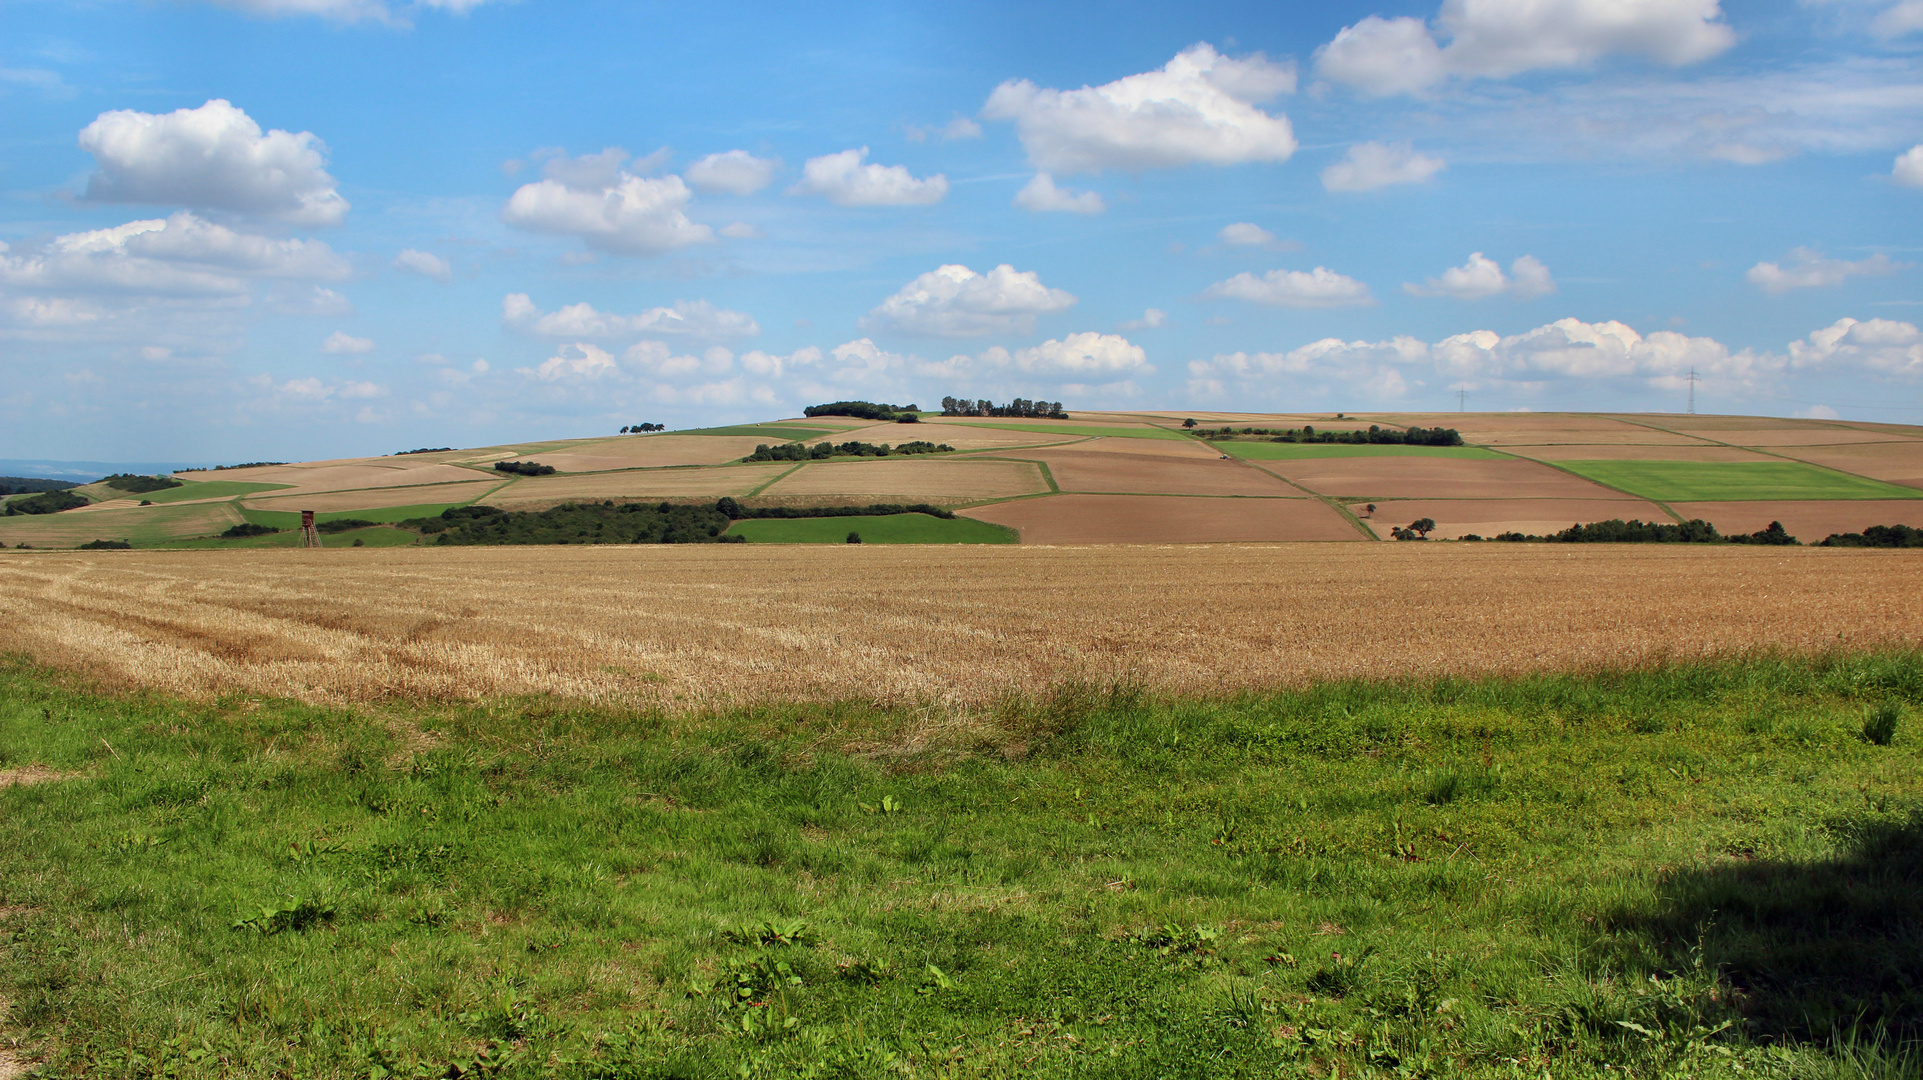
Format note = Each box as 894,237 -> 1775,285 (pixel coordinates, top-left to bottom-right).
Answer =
139,479 -> 293,503
240,503 -> 469,529
1556,460 -> 1922,501
727,513 -> 1016,544
1214,442 -> 1509,461
0,502 -> 240,548
957,421 -> 1191,441
162,525 -> 421,550
0,653 -> 1917,1078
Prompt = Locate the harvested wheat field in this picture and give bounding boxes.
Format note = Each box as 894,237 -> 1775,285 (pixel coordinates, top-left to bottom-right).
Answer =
495,435 -> 773,472
891,422 -> 1085,449
204,460 -> 488,496
244,479 -> 504,513
479,463 -> 788,508
1020,448 -> 1299,495
0,502 -> 243,547
1263,455 -> 1619,501
1,545 -> 1918,709
1369,413 -> 1712,446
761,458 -> 1048,499
960,493 -> 1361,544
1766,440 -> 1923,487
1657,426 -> 1916,447
1666,499 -> 1923,539
1354,497 -> 1667,539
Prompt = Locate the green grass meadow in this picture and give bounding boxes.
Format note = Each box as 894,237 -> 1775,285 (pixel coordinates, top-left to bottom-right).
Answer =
727,514 -> 1016,544
1556,460 -> 1921,502
1,652 -> 1919,1078
1213,443 -> 1511,461
240,503 -> 470,529
161,526 -> 421,550
140,480 -> 294,504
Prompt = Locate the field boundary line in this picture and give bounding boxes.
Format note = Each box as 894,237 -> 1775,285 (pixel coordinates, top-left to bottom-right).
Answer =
745,462 -> 808,497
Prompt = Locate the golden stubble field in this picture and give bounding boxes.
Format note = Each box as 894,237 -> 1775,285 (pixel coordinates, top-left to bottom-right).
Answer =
0,545 -> 1917,712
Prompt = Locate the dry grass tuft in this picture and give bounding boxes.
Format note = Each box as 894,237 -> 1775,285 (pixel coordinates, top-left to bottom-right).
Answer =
0,545 -> 1918,711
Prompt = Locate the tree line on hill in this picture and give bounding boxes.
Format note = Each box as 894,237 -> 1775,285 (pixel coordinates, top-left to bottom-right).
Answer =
802,401 -> 920,421
939,397 -> 1067,419
1817,524 -> 1923,547
3,490 -> 89,515
494,460 -> 557,476
402,502 -> 743,545
714,497 -> 954,520
620,424 -> 664,433
0,477 -> 79,497
392,447 -> 453,456
742,440 -> 953,462
177,462 -> 288,472
102,473 -> 182,494
1437,518 -> 1800,544
1203,424 -> 1464,447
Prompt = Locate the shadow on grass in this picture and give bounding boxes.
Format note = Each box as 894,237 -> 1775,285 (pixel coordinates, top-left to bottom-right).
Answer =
1612,807 -> 1922,1052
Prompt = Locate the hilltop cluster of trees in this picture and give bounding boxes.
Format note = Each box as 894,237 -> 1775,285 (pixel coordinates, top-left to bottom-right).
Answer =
621,424 -> 664,433
400,502 -> 742,545
742,440 -> 953,462
0,477 -> 78,497
494,460 -> 557,476
3,490 -> 88,515
1818,524 -> 1923,547
939,397 -> 1067,419
713,497 -> 955,520
392,447 -> 453,456
102,473 -> 183,494
803,401 -> 919,421
1460,519 -> 1799,545
1202,424 -> 1464,447
179,462 -> 288,472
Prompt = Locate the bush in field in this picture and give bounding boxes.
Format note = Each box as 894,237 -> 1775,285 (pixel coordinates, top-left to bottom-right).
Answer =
1863,703 -> 1901,746
222,523 -> 279,538
846,531 -> 862,544
1821,524 -> 1923,548
316,518 -> 377,534
5,490 -> 89,515
101,473 -> 183,494
78,539 -> 132,549
494,460 -> 556,476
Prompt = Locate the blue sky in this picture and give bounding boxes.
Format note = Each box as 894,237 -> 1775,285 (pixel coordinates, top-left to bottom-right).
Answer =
2,0 -> 1920,462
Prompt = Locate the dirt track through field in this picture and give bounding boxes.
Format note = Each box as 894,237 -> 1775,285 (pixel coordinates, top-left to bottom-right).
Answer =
1,545 -> 1917,710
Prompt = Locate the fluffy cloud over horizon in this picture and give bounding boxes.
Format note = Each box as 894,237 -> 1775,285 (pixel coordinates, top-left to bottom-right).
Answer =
788,148 -> 948,207
982,43 -> 1297,173
1898,145 -> 1923,187
1206,266 -> 1374,308
320,330 -> 374,354
393,249 -> 452,282
501,149 -> 714,255
863,264 -> 1077,337
1013,174 -> 1105,213
501,294 -> 760,342
1746,248 -> 1903,293
79,100 -> 349,226
1321,142 -> 1446,192
684,150 -> 780,195
1406,252 -> 1557,299
1314,0 -> 1736,96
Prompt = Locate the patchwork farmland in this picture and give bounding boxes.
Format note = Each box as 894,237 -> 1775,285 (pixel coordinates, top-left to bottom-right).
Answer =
3,410 -> 1921,548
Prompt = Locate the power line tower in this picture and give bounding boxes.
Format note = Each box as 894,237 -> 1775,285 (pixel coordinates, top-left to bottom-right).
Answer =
299,509 -> 322,548
1686,368 -> 1699,415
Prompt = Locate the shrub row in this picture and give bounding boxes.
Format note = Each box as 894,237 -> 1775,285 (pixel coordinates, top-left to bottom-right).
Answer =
713,497 -> 954,520
494,460 -> 556,476
1464,518 -> 1798,545
802,401 -> 919,421
401,502 -> 742,545
1202,424 -> 1464,446
3,490 -> 88,516
742,440 -> 952,462
939,396 -> 1066,419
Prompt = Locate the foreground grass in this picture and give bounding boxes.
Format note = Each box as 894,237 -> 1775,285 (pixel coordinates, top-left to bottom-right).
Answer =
1,653 -> 1919,1078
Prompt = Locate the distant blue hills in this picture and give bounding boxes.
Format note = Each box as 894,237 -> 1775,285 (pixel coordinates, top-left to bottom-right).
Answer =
0,459 -> 219,483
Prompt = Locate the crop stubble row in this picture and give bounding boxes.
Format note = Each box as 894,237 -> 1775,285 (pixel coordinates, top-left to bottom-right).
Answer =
0,546 -> 1915,710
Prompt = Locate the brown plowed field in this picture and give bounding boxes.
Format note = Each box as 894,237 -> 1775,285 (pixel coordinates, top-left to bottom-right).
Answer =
244,479 -> 503,513
762,459 -> 1047,500
960,494 -> 1361,543
1666,500 -> 1923,539
894,423 -> 1085,449
2,545 -> 1917,708
1263,456 -> 1620,501
1354,498 -> 1665,540
496,435 -> 771,472
1065,437 -> 1224,459
1766,441 -> 1923,488
484,464 -> 788,508
1502,444 -> 1775,463
1019,449 -> 1299,496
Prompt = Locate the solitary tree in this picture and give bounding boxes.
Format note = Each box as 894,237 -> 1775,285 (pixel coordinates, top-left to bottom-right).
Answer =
1182,418 -> 1198,429
1364,503 -> 1377,517
1410,517 -> 1436,538
846,531 -> 862,544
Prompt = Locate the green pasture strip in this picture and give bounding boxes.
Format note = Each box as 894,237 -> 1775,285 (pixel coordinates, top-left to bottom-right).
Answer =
0,502 -> 241,548
676,424 -> 837,440
1215,442 -> 1508,461
141,479 -> 293,503
159,526 -> 420,550
951,421 -> 1191,441
1557,459 -> 1922,501
1,654 -> 1919,1078
238,503 -> 467,529
726,513 -> 1016,544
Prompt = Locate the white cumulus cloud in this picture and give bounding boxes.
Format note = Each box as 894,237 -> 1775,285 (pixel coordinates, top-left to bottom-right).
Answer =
393,248 -> 452,282
973,332 -> 1152,377
1895,145 -> 1923,188
1746,248 -> 1903,294
684,150 -> 780,195
1406,252 -> 1557,299
0,213 -> 349,296
788,148 -> 948,207
1119,308 -> 1167,331
982,43 -> 1297,173
79,100 -> 349,226
1206,267 -> 1375,308
527,342 -> 619,381
1789,317 -> 1923,376
1314,0 -> 1736,96
1013,174 -> 1105,213
904,117 -> 983,142
863,264 -> 1077,337
502,294 -> 760,342
1321,142 -> 1446,192
1218,222 -> 1276,246
321,330 -> 374,354
502,149 -> 713,255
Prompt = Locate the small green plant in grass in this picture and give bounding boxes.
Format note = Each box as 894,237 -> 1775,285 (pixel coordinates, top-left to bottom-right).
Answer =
726,918 -> 815,947
231,896 -> 335,935
1862,702 -> 1901,746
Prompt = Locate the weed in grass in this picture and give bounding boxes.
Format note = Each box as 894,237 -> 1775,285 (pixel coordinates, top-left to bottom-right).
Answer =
1862,701 -> 1902,746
